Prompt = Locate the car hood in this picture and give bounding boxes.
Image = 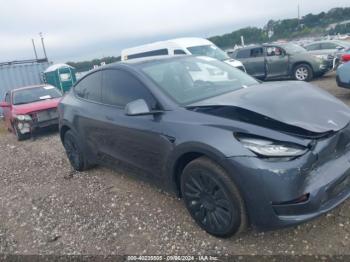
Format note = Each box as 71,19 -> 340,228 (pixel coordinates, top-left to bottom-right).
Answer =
188,81 -> 350,134
13,98 -> 61,115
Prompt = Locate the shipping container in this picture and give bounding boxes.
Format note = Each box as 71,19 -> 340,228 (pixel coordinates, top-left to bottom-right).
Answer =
0,59 -> 52,114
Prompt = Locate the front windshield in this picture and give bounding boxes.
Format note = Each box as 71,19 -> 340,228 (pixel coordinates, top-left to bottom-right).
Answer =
13,86 -> 62,105
282,43 -> 306,54
187,45 -> 229,61
141,56 -> 258,105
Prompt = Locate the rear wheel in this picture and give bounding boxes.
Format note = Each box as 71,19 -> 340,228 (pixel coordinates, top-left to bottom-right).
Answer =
63,130 -> 88,171
293,64 -> 313,81
181,157 -> 247,237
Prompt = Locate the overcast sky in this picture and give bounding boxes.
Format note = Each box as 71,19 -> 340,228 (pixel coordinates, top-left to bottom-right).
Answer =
1,0 -> 349,62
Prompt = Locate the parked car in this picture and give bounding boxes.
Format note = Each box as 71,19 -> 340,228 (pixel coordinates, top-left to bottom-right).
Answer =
0,85 -> 62,140
121,37 -> 246,72
304,40 -> 350,55
230,43 -> 329,81
303,40 -> 350,70
336,62 -> 350,88
59,55 -> 350,237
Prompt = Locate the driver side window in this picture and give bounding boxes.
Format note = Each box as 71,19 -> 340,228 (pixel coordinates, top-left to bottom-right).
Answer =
101,69 -> 158,109
266,46 -> 283,57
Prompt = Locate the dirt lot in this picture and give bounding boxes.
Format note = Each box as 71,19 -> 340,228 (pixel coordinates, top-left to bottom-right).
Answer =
0,72 -> 350,256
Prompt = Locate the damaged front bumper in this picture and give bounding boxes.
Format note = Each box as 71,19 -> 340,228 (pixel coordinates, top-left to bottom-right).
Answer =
223,126 -> 350,230
14,109 -> 59,136
14,118 -> 59,135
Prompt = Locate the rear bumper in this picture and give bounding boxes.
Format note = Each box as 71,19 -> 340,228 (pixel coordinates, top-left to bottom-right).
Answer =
223,131 -> 350,230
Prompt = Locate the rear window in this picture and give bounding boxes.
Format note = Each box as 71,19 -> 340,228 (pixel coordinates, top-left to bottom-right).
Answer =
13,86 -> 62,105
174,49 -> 186,55
127,49 -> 168,60
250,48 -> 264,57
321,42 -> 338,50
74,71 -> 102,102
236,49 -> 251,59
305,43 -> 320,51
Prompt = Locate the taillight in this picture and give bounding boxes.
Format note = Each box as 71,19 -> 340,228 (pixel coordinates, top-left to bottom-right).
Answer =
342,54 -> 350,62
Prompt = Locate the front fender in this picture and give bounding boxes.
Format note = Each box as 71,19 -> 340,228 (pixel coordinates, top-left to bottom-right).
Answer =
163,141 -> 235,195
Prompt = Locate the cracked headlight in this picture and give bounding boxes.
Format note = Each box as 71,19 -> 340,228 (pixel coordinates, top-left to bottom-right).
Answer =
237,136 -> 308,157
15,114 -> 32,121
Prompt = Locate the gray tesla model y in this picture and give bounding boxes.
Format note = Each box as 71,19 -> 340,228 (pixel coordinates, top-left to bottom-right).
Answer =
58,55 -> 350,237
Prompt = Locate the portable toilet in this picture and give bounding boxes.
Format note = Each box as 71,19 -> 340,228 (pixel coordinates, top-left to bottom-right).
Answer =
43,63 -> 77,93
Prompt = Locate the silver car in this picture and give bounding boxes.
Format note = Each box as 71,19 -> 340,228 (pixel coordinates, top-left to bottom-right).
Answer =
304,40 -> 350,69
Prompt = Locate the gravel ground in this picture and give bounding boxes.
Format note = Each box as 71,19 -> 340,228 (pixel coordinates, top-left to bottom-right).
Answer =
0,72 -> 350,256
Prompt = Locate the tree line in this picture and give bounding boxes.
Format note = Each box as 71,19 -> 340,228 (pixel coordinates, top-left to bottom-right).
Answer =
209,7 -> 350,48
67,7 -> 350,72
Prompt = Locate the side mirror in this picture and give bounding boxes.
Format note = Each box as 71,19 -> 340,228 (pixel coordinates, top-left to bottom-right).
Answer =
0,101 -> 10,108
125,99 -> 152,116
125,99 -> 163,116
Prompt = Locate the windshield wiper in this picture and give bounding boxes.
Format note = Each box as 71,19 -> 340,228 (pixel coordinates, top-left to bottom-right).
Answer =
13,102 -> 30,105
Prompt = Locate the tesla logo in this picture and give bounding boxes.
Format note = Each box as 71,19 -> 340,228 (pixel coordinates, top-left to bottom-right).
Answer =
327,120 -> 338,127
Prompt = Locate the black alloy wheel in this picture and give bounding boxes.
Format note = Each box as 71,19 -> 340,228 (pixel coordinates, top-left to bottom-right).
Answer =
181,157 -> 247,237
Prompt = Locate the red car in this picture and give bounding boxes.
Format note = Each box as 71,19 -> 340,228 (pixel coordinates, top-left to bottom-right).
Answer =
0,84 -> 62,140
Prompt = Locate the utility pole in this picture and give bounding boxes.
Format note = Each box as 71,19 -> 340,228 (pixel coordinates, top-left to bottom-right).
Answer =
39,32 -> 48,60
240,36 -> 245,47
31,38 -> 38,60
298,4 -> 301,27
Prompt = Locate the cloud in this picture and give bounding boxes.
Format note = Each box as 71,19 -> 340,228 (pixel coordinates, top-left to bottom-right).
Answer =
0,0 -> 349,62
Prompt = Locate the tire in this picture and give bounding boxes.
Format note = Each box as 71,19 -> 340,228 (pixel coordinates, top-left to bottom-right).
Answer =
293,64 -> 313,81
181,156 -> 247,238
63,130 -> 88,171
12,123 -> 30,141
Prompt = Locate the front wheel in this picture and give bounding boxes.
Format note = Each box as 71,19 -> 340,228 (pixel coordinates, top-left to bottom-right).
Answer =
181,157 -> 247,237
293,64 -> 313,81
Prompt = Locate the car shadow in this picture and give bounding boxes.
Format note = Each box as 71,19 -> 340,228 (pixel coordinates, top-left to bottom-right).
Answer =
30,125 -> 59,141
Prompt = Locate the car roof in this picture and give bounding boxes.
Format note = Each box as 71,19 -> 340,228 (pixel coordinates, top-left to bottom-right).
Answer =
166,37 -> 213,47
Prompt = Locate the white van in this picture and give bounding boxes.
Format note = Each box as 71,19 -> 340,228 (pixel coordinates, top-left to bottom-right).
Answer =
121,37 -> 246,72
